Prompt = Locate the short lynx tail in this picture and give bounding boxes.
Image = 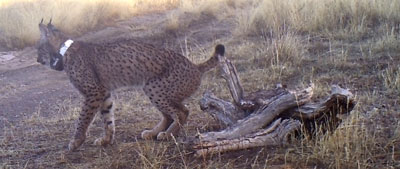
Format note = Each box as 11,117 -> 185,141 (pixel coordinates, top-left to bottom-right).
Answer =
215,44 -> 225,56
198,44 -> 225,73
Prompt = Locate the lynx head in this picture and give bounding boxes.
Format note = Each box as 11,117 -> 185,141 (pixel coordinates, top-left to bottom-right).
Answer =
37,19 -> 67,71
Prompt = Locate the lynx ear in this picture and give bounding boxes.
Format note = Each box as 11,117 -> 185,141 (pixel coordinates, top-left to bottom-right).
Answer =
47,18 -> 57,31
39,18 -> 45,27
47,18 -> 53,28
39,18 -> 49,42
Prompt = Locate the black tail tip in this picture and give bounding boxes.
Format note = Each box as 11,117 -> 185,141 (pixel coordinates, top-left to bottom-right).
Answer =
215,44 -> 225,56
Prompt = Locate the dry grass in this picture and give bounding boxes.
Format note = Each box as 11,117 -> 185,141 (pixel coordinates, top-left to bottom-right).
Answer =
0,0 -> 178,49
1,0 -> 400,168
382,65 -> 400,94
231,0 -> 400,38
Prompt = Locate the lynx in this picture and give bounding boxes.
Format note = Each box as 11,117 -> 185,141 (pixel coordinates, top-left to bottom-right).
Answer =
37,19 -> 225,151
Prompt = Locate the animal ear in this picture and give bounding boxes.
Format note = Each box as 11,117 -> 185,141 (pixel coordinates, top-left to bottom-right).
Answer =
39,18 -> 49,41
47,18 -> 56,31
38,18 -> 45,28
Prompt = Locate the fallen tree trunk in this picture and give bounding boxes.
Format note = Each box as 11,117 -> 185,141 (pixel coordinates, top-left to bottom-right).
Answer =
198,85 -> 313,142
194,118 -> 301,156
193,55 -> 356,156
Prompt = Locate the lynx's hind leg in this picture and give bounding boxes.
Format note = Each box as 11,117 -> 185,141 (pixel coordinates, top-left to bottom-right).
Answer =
156,102 -> 189,140
141,112 -> 173,140
94,93 -> 115,146
141,83 -> 174,139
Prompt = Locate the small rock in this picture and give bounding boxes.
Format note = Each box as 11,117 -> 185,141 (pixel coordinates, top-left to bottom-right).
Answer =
0,54 -> 15,62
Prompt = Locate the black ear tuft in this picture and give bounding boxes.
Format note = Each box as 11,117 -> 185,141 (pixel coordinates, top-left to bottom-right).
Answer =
47,18 -> 55,30
215,44 -> 225,56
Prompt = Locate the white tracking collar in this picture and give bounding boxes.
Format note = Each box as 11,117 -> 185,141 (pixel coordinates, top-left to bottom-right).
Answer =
53,39 -> 73,67
59,39 -> 74,56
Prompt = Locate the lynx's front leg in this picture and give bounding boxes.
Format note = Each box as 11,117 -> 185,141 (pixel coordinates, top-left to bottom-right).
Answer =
68,97 -> 102,151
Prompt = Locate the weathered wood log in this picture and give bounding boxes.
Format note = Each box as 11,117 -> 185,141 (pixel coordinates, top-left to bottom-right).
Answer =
286,85 -> 356,137
199,91 -> 245,127
193,55 -> 356,156
198,85 -> 313,142
194,118 -> 301,156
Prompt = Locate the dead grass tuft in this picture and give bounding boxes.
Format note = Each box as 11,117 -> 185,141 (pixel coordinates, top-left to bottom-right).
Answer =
373,25 -> 400,54
382,65 -> 400,94
265,31 -> 306,66
179,0 -> 230,19
303,113 -> 378,168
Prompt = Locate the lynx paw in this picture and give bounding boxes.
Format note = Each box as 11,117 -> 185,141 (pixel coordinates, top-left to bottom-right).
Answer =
68,138 -> 85,151
94,137 -> 113,147
141,130 -> 157,140
156,132 -> 173,140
